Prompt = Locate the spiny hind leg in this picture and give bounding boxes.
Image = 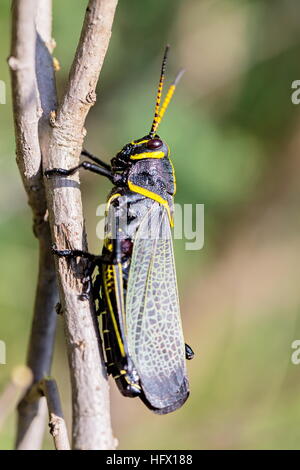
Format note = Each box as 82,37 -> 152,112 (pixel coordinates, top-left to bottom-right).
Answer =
93,272 -> 106,315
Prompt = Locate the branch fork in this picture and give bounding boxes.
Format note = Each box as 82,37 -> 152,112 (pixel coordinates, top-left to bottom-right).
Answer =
9,0 -> 118,450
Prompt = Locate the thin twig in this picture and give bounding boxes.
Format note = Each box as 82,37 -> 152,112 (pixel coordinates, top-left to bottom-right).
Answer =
26,377 -> 70,450
42,380 -> 70,450
9,0 -> 58,450
43,0 -> 118,449
42,379 -> 70,450
41,379 -> 70,450
0,366 -> 33,431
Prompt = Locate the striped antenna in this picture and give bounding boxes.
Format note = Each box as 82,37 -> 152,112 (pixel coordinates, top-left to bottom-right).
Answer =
149,45 -> 170,138
152,68 -> 185,134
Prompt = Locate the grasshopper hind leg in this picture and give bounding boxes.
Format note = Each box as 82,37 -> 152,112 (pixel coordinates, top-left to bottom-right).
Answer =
92,272 -> 106,315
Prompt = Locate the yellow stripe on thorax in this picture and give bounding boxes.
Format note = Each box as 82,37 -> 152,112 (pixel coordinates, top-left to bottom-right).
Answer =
130,139 -> 149,146
128,181 -> 174,227
130,151 -> 164,160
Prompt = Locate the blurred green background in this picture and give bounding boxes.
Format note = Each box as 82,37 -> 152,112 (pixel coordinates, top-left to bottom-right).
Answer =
1,0 -> 300,450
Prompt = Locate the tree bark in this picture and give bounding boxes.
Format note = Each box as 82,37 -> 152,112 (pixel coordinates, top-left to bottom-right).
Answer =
9,0 -> 58,450
9,0 -> 118,450
42,0 -> 118,449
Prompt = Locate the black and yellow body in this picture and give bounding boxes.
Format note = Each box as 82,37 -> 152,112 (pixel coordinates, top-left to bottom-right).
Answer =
100,258 -> 141,398
97,136 -> 190,413
45,46 -> 193,415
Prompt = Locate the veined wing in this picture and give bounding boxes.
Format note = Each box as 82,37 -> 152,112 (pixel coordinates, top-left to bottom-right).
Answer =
126,201 -> 189,414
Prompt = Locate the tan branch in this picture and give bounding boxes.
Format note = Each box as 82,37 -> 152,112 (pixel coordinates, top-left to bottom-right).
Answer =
0,367 -> 33,432
41,379 -> 70,450
9,0 -> 58,450
25,377 -> 70,450
43,0 -> 118,449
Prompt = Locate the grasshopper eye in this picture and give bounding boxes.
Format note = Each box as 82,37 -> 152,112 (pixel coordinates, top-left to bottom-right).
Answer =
147,139 -> 163,150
